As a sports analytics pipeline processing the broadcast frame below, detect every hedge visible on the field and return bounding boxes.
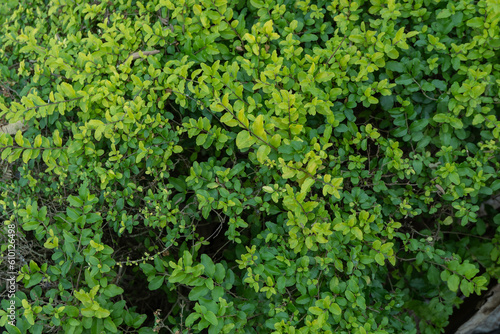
[0,0,499,333]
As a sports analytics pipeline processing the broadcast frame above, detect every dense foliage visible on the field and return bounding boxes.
[1,0,500,333]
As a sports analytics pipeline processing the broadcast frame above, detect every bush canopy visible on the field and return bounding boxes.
[0,0,500,333]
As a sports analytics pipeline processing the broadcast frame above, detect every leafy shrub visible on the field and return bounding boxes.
[1,0,500,333]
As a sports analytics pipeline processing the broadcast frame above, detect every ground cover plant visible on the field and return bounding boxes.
[0,0,500,333]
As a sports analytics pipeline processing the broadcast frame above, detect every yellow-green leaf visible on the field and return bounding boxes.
[352,227,363,240]
[236,130,255,149]
[1,147,12,160]
[22,149,32,163]
[193,4,202,16]
[256,145,271,163]
[269,134,281,147]
[300,178,315,194]
[251,114,267,140]
[244,33,256,44]
[329,303,341,316]
[262,186,274,193]
[15,130,24,146]
[237,109,249,128]
[220,112,233,123]
[263,20,273,35]
[9,148,22,163]
[53,130,62,147]
[309,306,323,315]
[393,27,405,44]
[60,82,76,98]
[34,134,42,148]
[374,253,385,265]
[222,93,230,107]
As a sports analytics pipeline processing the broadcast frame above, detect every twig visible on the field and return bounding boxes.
[325,34,347,65]
[120,50,160,66]
[412,78,438,101]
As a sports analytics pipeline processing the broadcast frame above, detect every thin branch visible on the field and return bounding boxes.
[325,34,347,65]
[412,78,438,101]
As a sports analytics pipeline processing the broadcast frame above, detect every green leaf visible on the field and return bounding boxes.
[205,277,215,290]
[1,146,12,160]
[433,114,448,123]
[436,9,452,19]
[262,186,274,193]
[196,133,207,146]
[374,253,385,265]
[22,149,32,163]
[204,311,218,326]
[67,140,83,155]
[416,252,424,265]
[449,118,463,129]
[236,130,255,149]
[345,290,355,302]
[431,80,447,91]
[380,95,394,111]
[65,306,80,318]
[447,274,460,292]
[352,227,363,240]
[103,285,124,298]
[68,319,81,328]
[395,74,413,85]
[410,119,429,132]
[300,34,318,42]
[220,113,233,123]
[189,286,210,301]
[214,263,226,283]
[60,82,77,98]
[251,114,267,140]
[68,195,83,207]
[53,130,63,147]
[296,295,310,304]
[421,81,435,91]
[256,145,271,163]
[104,318,118,333]
[140,263,156,276]
[391,126,407,137]
[315,72,335,82]
[413,160,423,174]
[201,254,215,277]
[329,303,341,316]
[278,145,293,154]
[386,61,404,73]
[442,216,453,225]
[5,324,22,334]
[95,307,110,318]
[472,114,484,125]
[185,313,201,327]
[301,178,315,194]
[26,273,43,288]
[449,172,460,185]
[309,306,323,315]
[393,27,405,44]
[74,290,92,306]
[14,130,24,146]
[22,221,39,231]
[277,276,286,291]
[148,276,165,290]
[466,17,484,28]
